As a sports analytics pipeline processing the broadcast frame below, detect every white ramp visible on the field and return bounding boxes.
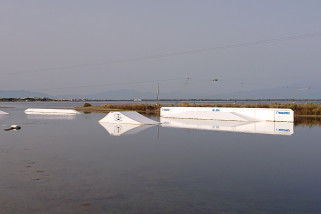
[25,108,80,115]
[0,110,9,115]
[26,114,77,120]
[99,111,158,125]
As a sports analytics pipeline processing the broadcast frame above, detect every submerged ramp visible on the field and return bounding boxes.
[99,111,159,125]
[0,110,9,115]
[160,107,294,122]
[25,108,80,115]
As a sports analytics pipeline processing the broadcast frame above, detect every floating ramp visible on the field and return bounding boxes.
[24,108,80,115]
[98,111,158,125]
[26,114,77,120]
[98,111,158,136]
[161,117,294,136]
[161,107,294,122]
[0,110,9,115]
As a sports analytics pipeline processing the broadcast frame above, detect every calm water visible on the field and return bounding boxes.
[1,102,321,214]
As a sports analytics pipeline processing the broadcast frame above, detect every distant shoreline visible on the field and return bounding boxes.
[1,98,321,102]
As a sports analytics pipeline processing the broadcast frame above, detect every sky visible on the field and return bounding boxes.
[1,0,321,97]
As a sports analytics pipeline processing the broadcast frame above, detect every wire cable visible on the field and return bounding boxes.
[3,33,320,76]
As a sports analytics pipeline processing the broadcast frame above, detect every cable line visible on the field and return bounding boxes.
[3,33,321,76]
[30,77,188,91]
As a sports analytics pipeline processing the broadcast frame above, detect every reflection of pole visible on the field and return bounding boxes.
[157,125,160,140]
[156,82,160,105]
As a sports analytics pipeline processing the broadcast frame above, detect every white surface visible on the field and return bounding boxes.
[99,111,159,125]
[0,110,9,115]
[161,117,294,135]
[99,123,154,136]
[160,107,294,122]
[24,108,80,115]
[26,114,77,120]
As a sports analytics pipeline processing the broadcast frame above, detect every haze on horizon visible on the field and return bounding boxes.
[1,1,321,98]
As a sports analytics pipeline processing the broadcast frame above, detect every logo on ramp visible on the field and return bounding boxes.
[114,113,123,122]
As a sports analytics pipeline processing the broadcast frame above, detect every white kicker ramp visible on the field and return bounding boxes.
[99,111,159,125]
[0,110,9,115]
[26,114,77,120]
[25,108,80,115]
[160,107,294,122]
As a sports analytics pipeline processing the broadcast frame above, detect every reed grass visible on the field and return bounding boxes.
[75,103,161,114]
[294,116,321,127]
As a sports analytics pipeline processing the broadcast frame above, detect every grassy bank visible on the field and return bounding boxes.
[75,102,321,116]
[294,116,321,127]
[75,103,160,114]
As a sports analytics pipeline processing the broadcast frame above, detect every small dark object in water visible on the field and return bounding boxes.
[4,125,21,131]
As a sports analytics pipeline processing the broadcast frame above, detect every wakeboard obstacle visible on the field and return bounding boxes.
[0,110,9,115]
[98,111,159,125]
[24,108,80,115]
[160,107,294,122]
[98,111,158,136]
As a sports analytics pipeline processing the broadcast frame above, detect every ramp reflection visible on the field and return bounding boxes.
[0,115,7,120]
[99,123,155,136]
[0,110,9,115]
[161,118,293,135]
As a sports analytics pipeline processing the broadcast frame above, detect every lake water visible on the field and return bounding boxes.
[1,102,321,214]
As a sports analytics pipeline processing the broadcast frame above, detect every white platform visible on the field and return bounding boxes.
[0,110,9,115]
[24,108,80,115]
[160,107,294,122]
[161,117,294,135]
[98,111,159,125]
[26,114,77,120]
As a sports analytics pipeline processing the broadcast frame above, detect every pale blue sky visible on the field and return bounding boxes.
[1,0,321,96]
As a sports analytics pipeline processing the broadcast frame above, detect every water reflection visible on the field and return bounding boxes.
[99,123,155,136]
[0,110,9,115]
[0,113,9,123]
[295,116,321,127]
[0,115,7,120]
[1,106,321,213]
[161,117,294,135]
